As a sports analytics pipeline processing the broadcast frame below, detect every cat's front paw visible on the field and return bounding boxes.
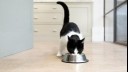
[57,53,62,57]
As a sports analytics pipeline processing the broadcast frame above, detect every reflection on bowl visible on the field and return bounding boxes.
[62,53,89,63]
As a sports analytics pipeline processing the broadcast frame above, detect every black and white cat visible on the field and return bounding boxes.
[57,1,85,56]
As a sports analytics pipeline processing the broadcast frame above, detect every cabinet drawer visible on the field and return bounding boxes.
[34,13,63,24]
[34,25,62,41]
[34,4,62,12]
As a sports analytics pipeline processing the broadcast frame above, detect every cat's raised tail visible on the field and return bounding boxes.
[57,1,69,25]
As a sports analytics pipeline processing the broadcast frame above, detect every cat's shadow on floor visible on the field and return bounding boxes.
[57,56,63,59]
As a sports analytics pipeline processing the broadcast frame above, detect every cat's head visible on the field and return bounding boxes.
[67,36,85,54]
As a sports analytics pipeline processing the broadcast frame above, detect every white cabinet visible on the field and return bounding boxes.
[33,3,63,42]
[33,2,92,42]
[34,25,62,41]
[34,13,63,24]
[34,3,63,12]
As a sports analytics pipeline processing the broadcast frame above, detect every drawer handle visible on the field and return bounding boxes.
[52,18,57,19]
[34,8,38,9]
[34,30,38,32]
[34,18,38,19]
[52,8,57,9]
[34,29,38,32]
[53,30,57,32]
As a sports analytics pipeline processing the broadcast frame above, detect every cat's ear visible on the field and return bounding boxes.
[68,36,71,41]
[79,38,85,43]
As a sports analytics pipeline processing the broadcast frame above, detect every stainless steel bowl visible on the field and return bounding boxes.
[62,53,89,63]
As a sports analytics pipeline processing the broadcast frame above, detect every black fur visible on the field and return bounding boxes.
[68,36,85,54]
[57,1,69,24]
[60,22,80,36]
[57,1,85,54]
[57,1,80,37]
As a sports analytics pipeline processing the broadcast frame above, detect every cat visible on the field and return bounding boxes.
[57,1,85,56]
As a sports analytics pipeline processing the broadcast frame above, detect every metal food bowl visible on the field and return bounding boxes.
[62,53,89,63]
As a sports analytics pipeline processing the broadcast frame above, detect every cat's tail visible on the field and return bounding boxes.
[57,1,69,25]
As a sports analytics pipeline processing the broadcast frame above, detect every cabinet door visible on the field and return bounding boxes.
[68,4,92,41]
[34,25,62,42]
[34,13,63,24]
[34,3,62,12]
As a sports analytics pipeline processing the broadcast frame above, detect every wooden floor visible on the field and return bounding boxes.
[0,42,127,72]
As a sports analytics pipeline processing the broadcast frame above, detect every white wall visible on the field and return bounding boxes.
[0,0,33,58]
[92,0,104,42]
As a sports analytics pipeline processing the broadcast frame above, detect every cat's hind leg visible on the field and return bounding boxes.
[57,42,65,57]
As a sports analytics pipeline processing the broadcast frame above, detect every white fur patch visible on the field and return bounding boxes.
[57,31,84,56]
[61,31,83,42]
